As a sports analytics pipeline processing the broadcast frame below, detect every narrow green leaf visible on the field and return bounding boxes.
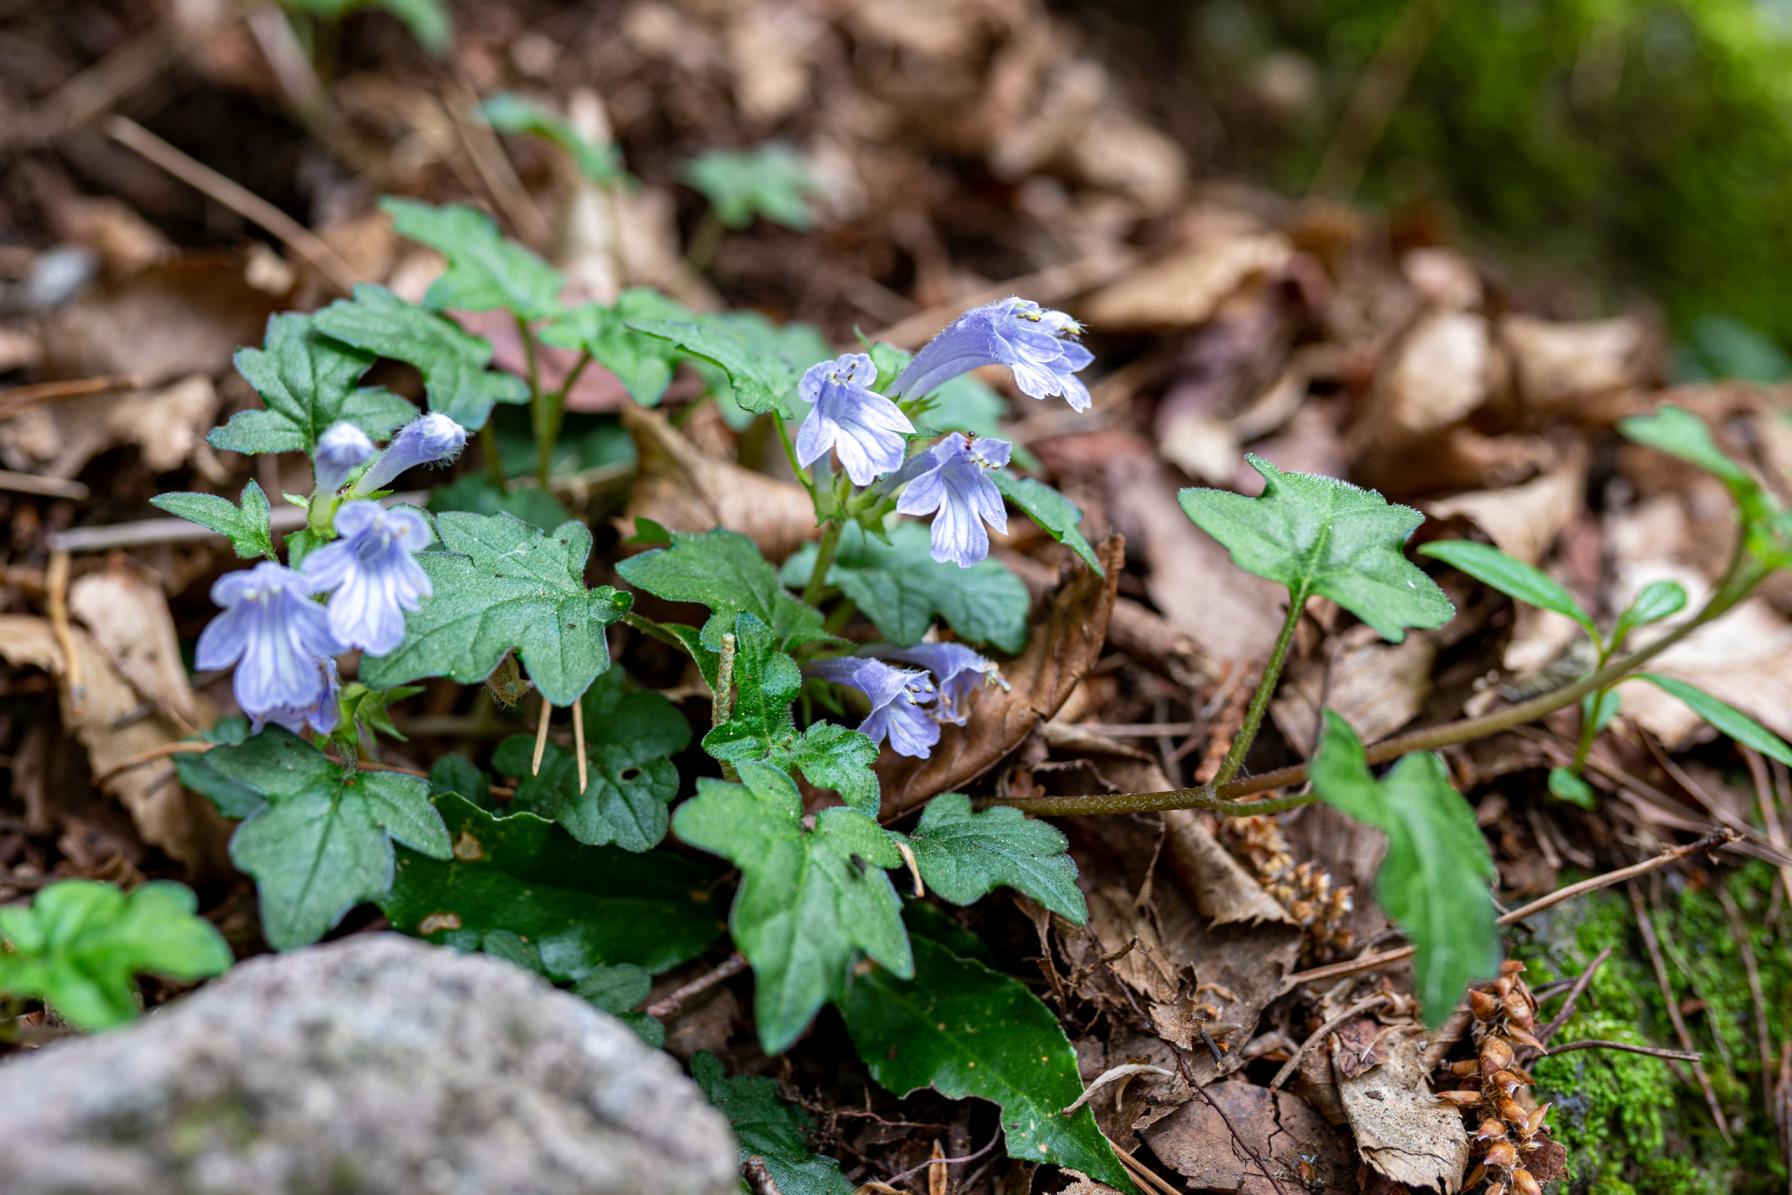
[382,198,563,320]
[617,527,830,651]
[1308,711,1498,1026]
[1618,405,1758,495]
[479,92,627,187]
[1418,540,1594,635]
[1547,767,1597,809]
[691,1052,854,1195]
[780,523,1030,653]
[1635,673,1792,766]
[539,290,692,406]
[627,315,805,418]
[361,512,632,707]
[211,312,414,455]
[837,934,1135,1191]
[674,764,911,1053]
[312,284,529,431]
[381,792,720,975]
[684,145,817,230]
[905,794,1086,923]
[204,728,451,950]
[1180,455,1454,641]
[991,472,1102,574]
[1611,579,1688,649]
[150,481,275,559]
[0,880,231,1030]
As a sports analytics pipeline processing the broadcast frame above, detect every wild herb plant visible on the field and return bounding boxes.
[9,164,1788,1189]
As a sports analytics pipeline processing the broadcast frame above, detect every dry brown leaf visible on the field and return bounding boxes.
[1142,1079,1354,1194]
[1081,215,1290,331]
[68,564,208,730]
[875,536,1123,817]
[1367,309,1499,440]
[1163,810,1294,928]
[1334,1029,1471,1193]
[1498,313,1652,412]
[0,375,223,479]
[1270,624,1434,755]
[0,615,228,873]
[1424,446,1585,568]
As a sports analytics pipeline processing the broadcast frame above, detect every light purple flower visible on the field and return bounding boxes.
[880,642,1007,725]
[196,561,342,735]
[313,422,375,492]
[808,656,940,759]
[895,433,1010,567]
[795,353,915,486]
[302,501,433,655]
[890,297,1093,412]
[354,413,466,494]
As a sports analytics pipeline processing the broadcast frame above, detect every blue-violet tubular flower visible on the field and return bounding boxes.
[880,641,1007,725]
[196,561,342,735]
[890,297,1093,412]
[895,433,1010,567]
[808,656,939,759]
[795,352,915,486]
[313,422,375,492]
[355,412,467,494]
[302,501,433,655]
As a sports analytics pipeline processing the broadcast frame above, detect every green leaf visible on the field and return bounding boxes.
[427,473,571,531]
[150,481,274,559]
[627,315,805,418]
[572,963,664,1046]
[684,145,817,230]
[539,290,693,406]
[674,764,912,1053]
[1634,673,1792,766]
[338,681,423,745]
[479,92,627,187]
[836,934,1135,1191]
[617,527,829,652]
[0,880,232,1031]
[361,512,632,707]
[1611,579,1689,649]
[780,523,1030,653]
[1308,711,1498,1026]
[905,794,1086,923]
[312,284,530,432]
[175,717,264,819]
[491,669,691,850]
[210,312,415,455]
[382,198,563,321]
[1618,405,1759,498]
[1417,540,1594,636]
[1180,455,1454,642]
[203,728,451,950]
[1584,688,1621,735]
[1547,767,1597,809]
[779,722,881,817]
[691,1053,854,1195]
[990,472,1102,574]
[381,792,722,974]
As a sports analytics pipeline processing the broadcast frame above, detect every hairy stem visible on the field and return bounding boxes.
[803,518,844,607]
[771,411,817,503]
[1213,590,1306,787]
[480,422,506,487]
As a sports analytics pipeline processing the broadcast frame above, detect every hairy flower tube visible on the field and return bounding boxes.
[302,501,433,655]
[795,352,915,486]
[355,412,467,494]
[312,422,375,492]
[808,656,940,758]
[890,297,1093,412]
[880,641,1007,725]
[196,561,343,735]
[895,433,1011,567]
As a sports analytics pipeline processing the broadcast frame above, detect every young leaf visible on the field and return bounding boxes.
[691,1052,854,1195]
[1634,673,1792,766]
[479,92,627,188]
[1180,455,1454,642]
[175,717,265,819]
[1611,579,1688,648]
[539,290,692,406]
[381,792,721,975]
[286,0,450,53]
[780,523,1030,653]
[312,284,530,431]
[616,527,830,651]
[203,728,452,950]
[0,880,232,1031]
[1547,767,1597,809]
[627,315,805,418]
[382,198,563,321]
[491,669,691,851]
[361,512,632,707]
[684,145,817,230]
[1618,405,1761,502]
[1308,711,1499,1026]
[836,934,1135,1191]
[1417,540,1595,636]
[779,721,880,818]
[210,312,415,455]
[904,794,1086,923]
[150,481,275,559]
[674,763,912,1053]
[990,472,1103,574]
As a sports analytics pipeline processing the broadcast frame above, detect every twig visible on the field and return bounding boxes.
[45,549,81,718]
[1538,946,1613,1042]
[1629,884,1733,1145]
[881,1130,1002,1187]
[105,115,359,293]
[0,373,144,419]
[1273,994,1390,1089]
[1545,1039,1702,1063]
[1112,1147,1184,1195]
[1743,747,1792,912]
[645,953,748,1019]
[1715,884,1775,1125]
[1061,1063,1175,1116]
[0,471,88,500]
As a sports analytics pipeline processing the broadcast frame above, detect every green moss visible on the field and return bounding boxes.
[1515,864,1790,1193]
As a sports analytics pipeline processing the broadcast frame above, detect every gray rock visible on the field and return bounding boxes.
[0,934,739,1195]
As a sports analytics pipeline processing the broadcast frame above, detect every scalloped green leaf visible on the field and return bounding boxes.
[210,312,416,455]
[539,290,692,406]
[382,198,563,320]
[151,481,274,560]
[684,145,816,230]
[691,1052,853,1195]
[991,471,1102,574]
[479,93,627,187]
[904,794,1086,923]
[627,315,805,418]
[616,527,829,651]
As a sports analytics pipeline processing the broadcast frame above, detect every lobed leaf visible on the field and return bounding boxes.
[684,145,817,231]
[151,481,275,560]
[617,527,830,652]
[1418,539,1594,636]
[382,198,563,321]
[691,1052,854,1195]
[627,315,806,418]
[539,290,692,407]
[991,472,1103,574]
[479,92,627,187]
[904,794,1086,923]
[211,312,415,455]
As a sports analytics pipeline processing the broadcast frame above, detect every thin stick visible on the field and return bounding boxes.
[1539,946,1613,1042]
[1545,1039,1702,1063]
[572,698,588,794]
[45,549,82,718]
[644,953,748,1019]
[531,697,553,776]
[1061,1063,1176,1116]
[0,471,89,500]
[105,115,359,293]
[1271,993,1389,1089]
[0,373,144,418]
[1716,884,1775,1124]
[90,740,216,787]
[1629,884,1733,1145]
[881,1130,1002,1187]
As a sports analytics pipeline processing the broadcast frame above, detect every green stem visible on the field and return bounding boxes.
[1570,690,1603,772]
[534,350,590,489]
[480,422,506,487]
[685,209,725,273]
[804,519,844,607]
[772,411,817,504]
[1212,590,1306,787]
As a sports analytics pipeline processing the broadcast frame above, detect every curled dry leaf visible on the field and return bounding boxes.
[1335,1029,1472,1193]
[874,535,1124,817]
[1081,212,1291,331]
[0,375,223,479]
[1498,313,1653,415]
[1141,1079,1355,1195]
[68,565,208,730]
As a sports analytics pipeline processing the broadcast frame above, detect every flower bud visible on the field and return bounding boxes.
[313,421,375,492]
[356,412,467,493]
